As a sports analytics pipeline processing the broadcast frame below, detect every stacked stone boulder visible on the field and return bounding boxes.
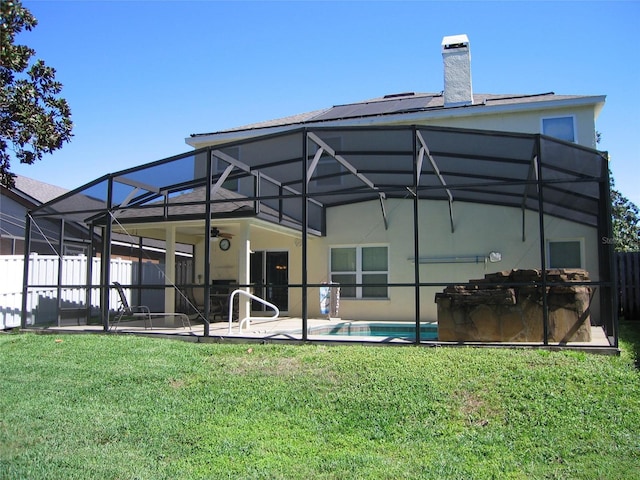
[435,269,592,343]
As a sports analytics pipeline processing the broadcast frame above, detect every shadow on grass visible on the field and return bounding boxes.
[619,319,640,369]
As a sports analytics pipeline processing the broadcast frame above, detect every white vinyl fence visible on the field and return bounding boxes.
[0,254,137,329]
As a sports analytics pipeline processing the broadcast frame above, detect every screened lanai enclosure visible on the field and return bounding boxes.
[21,125,618,350]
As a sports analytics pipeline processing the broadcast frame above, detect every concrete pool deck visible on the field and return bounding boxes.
[26,317,618,354]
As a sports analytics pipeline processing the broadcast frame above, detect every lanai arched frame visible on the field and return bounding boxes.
[21,125,617,347]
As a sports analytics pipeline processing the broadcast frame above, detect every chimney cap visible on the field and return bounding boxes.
[442,34,469,50]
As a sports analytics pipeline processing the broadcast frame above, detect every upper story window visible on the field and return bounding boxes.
[541,116,576,143]
[547,238,584,269]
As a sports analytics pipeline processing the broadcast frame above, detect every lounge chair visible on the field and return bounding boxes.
[111,282,191,331]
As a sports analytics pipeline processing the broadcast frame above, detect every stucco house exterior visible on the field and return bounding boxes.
[19,35,616,349]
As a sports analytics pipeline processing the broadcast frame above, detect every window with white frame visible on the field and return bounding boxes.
[547,238,583,269]
[541,116,576,143]
[330,245,388,298]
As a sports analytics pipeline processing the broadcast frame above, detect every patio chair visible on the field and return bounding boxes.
[111,282,191,331]
[186,286,224,322]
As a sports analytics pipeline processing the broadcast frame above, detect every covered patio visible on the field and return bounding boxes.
[20,125,618,350]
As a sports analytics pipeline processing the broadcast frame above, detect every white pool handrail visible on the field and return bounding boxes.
[227,289,280,334]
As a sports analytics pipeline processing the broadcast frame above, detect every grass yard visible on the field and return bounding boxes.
[1,324,639,480]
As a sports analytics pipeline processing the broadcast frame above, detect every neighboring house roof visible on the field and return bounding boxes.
[3,176,194,254]
[1,176,81,249]
[188,91,605,143]
[11,175,70,206]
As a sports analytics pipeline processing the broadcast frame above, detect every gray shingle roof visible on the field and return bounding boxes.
[191,92,599,138]
[14,175,70,205]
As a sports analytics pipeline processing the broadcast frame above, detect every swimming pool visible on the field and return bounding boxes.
[307,322,438,340]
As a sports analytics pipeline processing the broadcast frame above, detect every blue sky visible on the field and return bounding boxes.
[11,0,640,206]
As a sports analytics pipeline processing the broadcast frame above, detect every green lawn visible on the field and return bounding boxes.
[1,324,639,480]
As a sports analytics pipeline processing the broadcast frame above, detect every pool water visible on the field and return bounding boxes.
[308,322,438,340]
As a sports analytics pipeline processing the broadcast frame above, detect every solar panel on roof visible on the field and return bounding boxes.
[312,96,434,121]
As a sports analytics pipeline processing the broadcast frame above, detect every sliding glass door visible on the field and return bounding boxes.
[250,250,288,313]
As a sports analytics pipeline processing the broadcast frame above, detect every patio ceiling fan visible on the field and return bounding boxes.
[210,227,234,239]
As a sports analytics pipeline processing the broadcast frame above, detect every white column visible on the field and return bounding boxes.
[165,225,176,313]
[238,223,251,320]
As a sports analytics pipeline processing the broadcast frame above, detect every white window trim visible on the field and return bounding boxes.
[540,115,577,143]
[546,237,585,269]
[329,244,389,299]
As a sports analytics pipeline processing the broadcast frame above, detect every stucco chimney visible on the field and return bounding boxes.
[442,34,473,107]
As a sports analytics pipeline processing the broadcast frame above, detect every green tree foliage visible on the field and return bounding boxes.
[610,172,640,252]
[0,0,73,188]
